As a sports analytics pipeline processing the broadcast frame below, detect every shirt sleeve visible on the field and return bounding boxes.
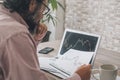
[1,32,81,80]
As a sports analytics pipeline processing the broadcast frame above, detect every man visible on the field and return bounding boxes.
[0,0,91,80]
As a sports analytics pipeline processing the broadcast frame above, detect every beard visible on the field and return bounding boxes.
[22,4,42,34]
[23,13,38,34]
[22,8,41,34]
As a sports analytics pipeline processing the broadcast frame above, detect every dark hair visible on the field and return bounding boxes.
[3,0,43,34]
[3,0,43,13]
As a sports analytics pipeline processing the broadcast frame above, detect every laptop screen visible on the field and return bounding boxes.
[57,29,101,64]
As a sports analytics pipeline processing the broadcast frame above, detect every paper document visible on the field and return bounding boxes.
[39,49,94,79]
[39,57,70,78]
[39,57,55,70]
[50,49,94,75]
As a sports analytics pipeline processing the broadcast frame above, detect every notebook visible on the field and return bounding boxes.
[38,29,101,79]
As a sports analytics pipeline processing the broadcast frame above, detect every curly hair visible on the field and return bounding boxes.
[3,0,43,14]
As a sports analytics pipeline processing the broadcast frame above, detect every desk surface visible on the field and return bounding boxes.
[37,40,120,80]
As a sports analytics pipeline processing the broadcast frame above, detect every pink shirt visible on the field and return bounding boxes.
[0,5,81,80]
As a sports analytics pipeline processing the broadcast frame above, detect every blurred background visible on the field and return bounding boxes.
[46,0,120,54]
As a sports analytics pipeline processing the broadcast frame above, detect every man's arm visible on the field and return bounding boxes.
[33,23,47,44]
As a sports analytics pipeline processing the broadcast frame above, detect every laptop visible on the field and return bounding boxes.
[38,29,101,79]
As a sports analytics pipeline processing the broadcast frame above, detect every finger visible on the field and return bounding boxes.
[81,64,86,67]
[87,64,91,69]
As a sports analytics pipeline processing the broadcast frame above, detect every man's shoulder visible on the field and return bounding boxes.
[0,7,29,38]
[0,5,29,35]
[0,21,29,38]
[0,5,30,46]
[0,16,29,43]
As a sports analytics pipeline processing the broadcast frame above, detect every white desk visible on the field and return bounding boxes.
[37,40,120,80]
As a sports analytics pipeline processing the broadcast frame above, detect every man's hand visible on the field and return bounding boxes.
[34,23,47,42]
[75,64,91,80]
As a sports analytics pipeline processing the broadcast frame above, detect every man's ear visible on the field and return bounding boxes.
[29,0,36,12]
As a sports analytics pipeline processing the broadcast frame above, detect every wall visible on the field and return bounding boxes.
[47,0,65,41]
[65,0,120,53]
[55,0,65,40]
